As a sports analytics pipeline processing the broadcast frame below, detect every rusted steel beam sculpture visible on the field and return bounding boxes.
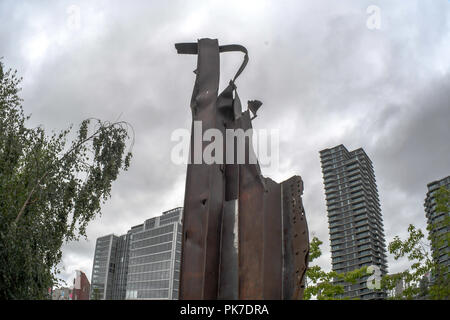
[176,38,309,300]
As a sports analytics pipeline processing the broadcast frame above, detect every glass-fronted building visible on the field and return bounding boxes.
[111,233,131,300]
[90,207,183,300]
[90,234,119,300]
[126,207,182,300]
[320,145,387,299]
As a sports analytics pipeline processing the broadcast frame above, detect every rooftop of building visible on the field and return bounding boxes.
[319,144,348,154]
[427,175,450,190]
[95,207,183,241]
[96,233,119,241]
[162,207,183,215]
[320,144,371,161]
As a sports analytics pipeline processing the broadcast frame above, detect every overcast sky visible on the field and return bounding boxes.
[1,0,449,287]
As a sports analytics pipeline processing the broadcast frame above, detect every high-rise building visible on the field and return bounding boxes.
[126,207,182,300]
[319,144,387,299]
[90,234,119,300]
[111,233,132,300]
[424,176,450,278]
[90,207,183,300]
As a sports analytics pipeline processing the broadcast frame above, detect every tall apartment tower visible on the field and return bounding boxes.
[90,207,183,300]
[319,144,388,299]
[424,176,450,278]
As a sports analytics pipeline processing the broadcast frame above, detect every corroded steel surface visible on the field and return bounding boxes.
[176,39,309,300]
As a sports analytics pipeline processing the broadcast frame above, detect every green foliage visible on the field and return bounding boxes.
[381,186,449,300]
[303,236,369,300]
[428,186,450,299]
[91,288,101,300]
[0,61,133,299]
[308,236,322,262]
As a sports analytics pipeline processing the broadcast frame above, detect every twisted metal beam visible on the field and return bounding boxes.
[176,38,309,300]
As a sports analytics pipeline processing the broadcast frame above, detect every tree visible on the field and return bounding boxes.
[304,236,370,300]
[0,61,133,299]
[381,186,449,300]
[91,288,101,300]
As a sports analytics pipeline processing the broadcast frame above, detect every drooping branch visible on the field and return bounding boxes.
[13,120,133,225]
